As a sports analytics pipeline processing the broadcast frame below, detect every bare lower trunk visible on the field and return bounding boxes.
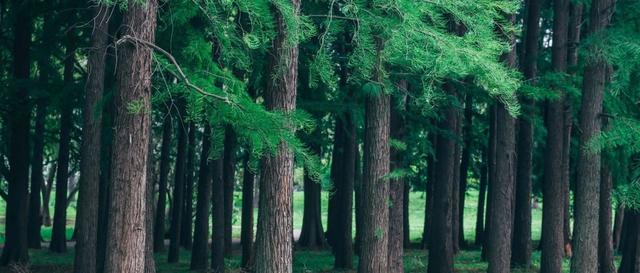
[388,85,406,273]
[223,126,237,255]
[168,103,188,263]
[153,114,172,252]
[240,153,255,268]
[211,157,225,273]
[598,163,615,273]
[103,1,157,272]
[191,125,212,271]
[181,122,196,249]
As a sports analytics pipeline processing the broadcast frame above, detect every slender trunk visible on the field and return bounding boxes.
[145,125,156,273]
[327,117,344,248]
[97,83,115,273]
[475,150,488,246]
[211,157,225,273]
[1,0,33,264]
[73,5,110,272]
[335,109,356,268]
[240,152,255,268]
[618,209,640,273]
[403,180,410,248]
[571,1,614,272]
[388,84,407,273]
[427,84,456,273]
[50,24,78,253]
[253,2,299,272]
[354,139,363,254]
[103,1,156,271]
[191,125,212,271]
[153,114,172,252]
[168,105,188,263]
[458,94,473,249]
[298,129,325,249]
[482,107,497,261]
[599,162,615,273]
[28,102,46,249]
[613,204,625,250]
[422,131,437,249]
[223,126,237,255]
[181,122,196,249]
[451,110,461,254]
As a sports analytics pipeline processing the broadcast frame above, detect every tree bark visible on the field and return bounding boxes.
[253,2,299,272]
[327,117,344,248]
[223,126,237,255]
[145,125,157,273]
[50,23,78,253]
[403,180,410,248]
[613,204,625,250]
[388,84,407,273]
[191,124,212,271]
[571,1,614,272]
[335,110,356,269]
[298,129,325,249]
[28,101,46,249]
[475,150,488,246]
[181,122,196,249]
[74,5,110,273]
[240,152,255,269]
[458,93,473,250]
[168,104,188,263]
[427,84,457,273]
[1,0,33,265]
[482,106,497,262]
[211,157,225,273]
[423,131,436,249]
[153,113,172,252]
[618,209,640,273]
[103,1,156,272]
[598,162,615,273]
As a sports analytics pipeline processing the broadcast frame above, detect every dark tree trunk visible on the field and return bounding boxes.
[298,129,325,249]
[618,210,640,273]
[211,157,225,273]
[97,81,115,273]
[28,101,46,249]
[427,84,456,273]
[327,117,345,248]
[475,151,488,246]
[1,0,33,265]
[599,162,615,273]
[181,122,196,249]
[335,110,356,269]
[571,1,614,272]
[403,180,410,248]
[422,131,437,249]
[512,0,541,267]
[191,125,212,271]
[168,105,188,263]
[223,126,237,255]
[482,107,497,261]
[154,114,172,252]
[613,205,625,250]
[354,139,364,254]
[541,0,569,271]
[50,25,78,253]
[388,83,407,273]
[74,5,110,273]
[451,112,461,254]
[253,2,299,272]
[145,126,157,273]
[458,93,473,250]
[240,152,255,268]
[103,1,156,272]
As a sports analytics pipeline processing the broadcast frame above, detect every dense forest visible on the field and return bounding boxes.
[0,0,639,273]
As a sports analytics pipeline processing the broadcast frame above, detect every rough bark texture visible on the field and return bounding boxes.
[512,0,541,267]
[619,210,640,273]
[613,204,625,250]
[482,107,497,261]
[541,0,569,271]
[223,126,237,255]
[298,131,325,249]
[145,127,157,273]
[50,24,78,253]
[599,162,615,273]
[153,114,172,252]
[1,0,33,265]
[335,111,356,269]
[191,125,212,271]
[389,85,407,273]
[570,1,614,272]
[181,122,196,249]
[168,105,188,263]
[103,1,156,272]
[475,151,488,246]
[74,5,110,273]
[240,153,255,269]
[427,85,456,273]
[211,157,225,273]
[253,2,299,272]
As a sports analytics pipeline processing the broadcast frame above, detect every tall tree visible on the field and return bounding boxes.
[541,0,570,271]
[570,0,615,272]
[74,4,111,273]
[334,109,356,269]
[211,157,225,273]
[145,126,157,273]
[388,83,407,273]
[103,0,157,271]
[1,0,34,265]
[458,93,473,249]
[598,160,615,273]
[181,122,196,248]
[618,209,640,273]
[153,113,172,252]
[475,150,488,246]
[168,105,188,263]
[223,126,237,255]
[240,152,255,268]
[298,128,325,249]
[191,124,212,271]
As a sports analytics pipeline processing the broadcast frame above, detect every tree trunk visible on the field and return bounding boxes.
[28,101,46,249]
[613,204,625,250]
[298,129,325,249]
[388,84,407,273]
[475,150,488,246]
[571,1,614,272]
[1,0,33,265]
[335,110,356,269]
[403,180,410,248]
[541,0,570,271]
[181,122,196,249]
[211,157,225,273]
[618,209,640,273]
[191,124,212,271]
[97,81,115,273]
[74,5,110,273]
[154,113,172,252]
[50,24,78,253]
[427,84,456,273]
[599,162,615,273]
[103,1,156,272]
[422,130,437,249]
[223,126,237,255]
[253,2,299,272]
[327,117,345,248]
[482,106,497,261]
[512,0,541,267]
[354,139,364,254]
[168,104,188,263]
[145,125,157,273]
[458,93,473,250]
[452,109,461,254]
[240,152,255,268]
